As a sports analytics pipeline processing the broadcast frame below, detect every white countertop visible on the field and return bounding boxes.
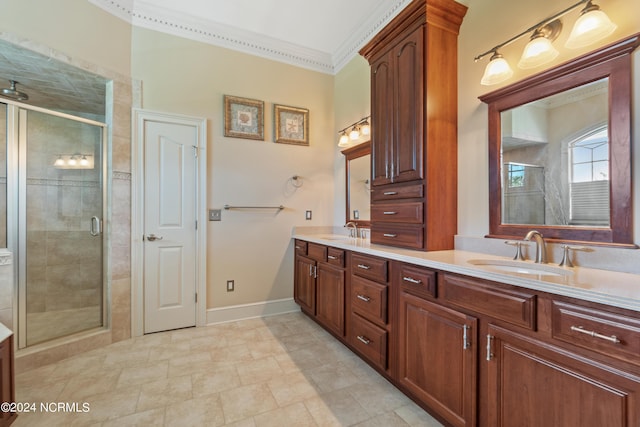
[293,232,640,313]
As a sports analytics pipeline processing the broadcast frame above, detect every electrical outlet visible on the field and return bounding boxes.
[209,209,222,221]
[226,280,234,292]
[305,210,312,220]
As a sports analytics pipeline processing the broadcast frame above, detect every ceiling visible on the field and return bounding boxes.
[0,0,413,116]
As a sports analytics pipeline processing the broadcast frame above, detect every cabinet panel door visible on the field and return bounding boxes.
[294,255,316,314]
[398,292,477,427]
[316,263,345,337]
[393,26,424,184]
[371,54,393,186]
[487,324,640,427]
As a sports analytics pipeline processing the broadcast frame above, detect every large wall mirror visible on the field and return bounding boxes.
[480,34,639,246]
[342,141,371,226]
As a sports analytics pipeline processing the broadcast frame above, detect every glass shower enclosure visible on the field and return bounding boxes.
[2,102,107,349]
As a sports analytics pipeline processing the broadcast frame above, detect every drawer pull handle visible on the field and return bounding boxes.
[383,191,398,195]
[383,234,397,238]
[403,276,422,284]
[486,334,494,361]
[356,294,371,302]
[357,264,371,270]
[328,255,338,260]
[295,245,302,249]
[357,335,371,345]
[383,211,397,215]
[570,326,621,344]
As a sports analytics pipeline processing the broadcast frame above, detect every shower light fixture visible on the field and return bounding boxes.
[475,0,616,85]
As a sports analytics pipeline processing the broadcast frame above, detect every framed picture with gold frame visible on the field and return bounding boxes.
[224,95,264,140]
[274,104,309,146]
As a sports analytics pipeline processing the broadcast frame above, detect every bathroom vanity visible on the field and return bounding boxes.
[293,233,640,427]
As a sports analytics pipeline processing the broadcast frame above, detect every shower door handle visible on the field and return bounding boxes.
[90,216,102,236]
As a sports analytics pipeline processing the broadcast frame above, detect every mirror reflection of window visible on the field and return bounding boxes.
[569,126,610,226]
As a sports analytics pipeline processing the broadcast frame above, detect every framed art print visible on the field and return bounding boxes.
[274,104,309,146]
[224,95,264,140]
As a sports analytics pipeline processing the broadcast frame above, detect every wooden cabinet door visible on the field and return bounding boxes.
[316,263,345,337]
[398,292,477,427]
[371,52,393,186]
[487,324,640,427]
[392,25,424,184]
[0,336,16,426]
[294,255,316,314]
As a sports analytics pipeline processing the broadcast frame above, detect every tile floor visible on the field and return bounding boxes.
[13,312,444,426]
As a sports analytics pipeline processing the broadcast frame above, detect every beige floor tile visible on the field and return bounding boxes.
[308,362,360,393]
[58,368,121,400]
[254,402,318,427]
[267,371,321,407]
[136,375,193,412]
[102,407,165,426]
[236,356,285,385]
[165,393,226,426]
[191,365,242,397]
[116,360,169,388]
[304,388,371,426]
[219,382,279,424]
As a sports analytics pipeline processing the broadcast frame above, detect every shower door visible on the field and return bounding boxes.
[17,107,106,348]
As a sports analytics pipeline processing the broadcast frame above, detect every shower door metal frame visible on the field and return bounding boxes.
[5,101,109,350]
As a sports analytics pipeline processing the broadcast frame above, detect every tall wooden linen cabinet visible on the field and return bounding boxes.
[360,0,467,251]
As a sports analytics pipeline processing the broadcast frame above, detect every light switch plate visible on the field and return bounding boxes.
[305,210,312,220]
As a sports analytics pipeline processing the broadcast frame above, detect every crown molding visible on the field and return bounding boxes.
[89,0,411,74]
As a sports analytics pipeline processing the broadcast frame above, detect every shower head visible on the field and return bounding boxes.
[1,80,29,101]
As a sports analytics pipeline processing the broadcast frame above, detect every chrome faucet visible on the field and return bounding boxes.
[345,222,358,238]
[524,230,547,263]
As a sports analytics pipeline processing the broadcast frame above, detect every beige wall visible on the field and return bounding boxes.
[131,28,336,309]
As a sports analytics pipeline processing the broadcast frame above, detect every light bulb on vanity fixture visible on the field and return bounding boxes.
[337,116,371,147]
[475,0,616,86]
[518,20,562,69]
[565,0,617,49]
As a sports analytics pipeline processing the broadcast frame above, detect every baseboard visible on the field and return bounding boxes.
[206,298,300,325]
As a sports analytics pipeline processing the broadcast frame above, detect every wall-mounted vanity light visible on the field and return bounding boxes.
[475,0,616,86]
[338,116,371,147]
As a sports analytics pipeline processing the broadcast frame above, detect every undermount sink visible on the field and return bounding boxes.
[468,259,573,277]
[318,234,352,241]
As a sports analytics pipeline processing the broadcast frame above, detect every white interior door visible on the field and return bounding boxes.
[143,120,198,333]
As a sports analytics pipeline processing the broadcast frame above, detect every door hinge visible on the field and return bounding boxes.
[195,293,198,303]
[195,220,198,230]
[192,145,198,158]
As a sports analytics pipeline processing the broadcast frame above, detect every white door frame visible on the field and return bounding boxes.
[131,109,207,336]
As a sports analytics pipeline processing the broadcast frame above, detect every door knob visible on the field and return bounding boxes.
[146,234,163,241]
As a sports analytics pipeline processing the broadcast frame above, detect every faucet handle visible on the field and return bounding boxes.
[505,240,527,261]
[559,245,590,267]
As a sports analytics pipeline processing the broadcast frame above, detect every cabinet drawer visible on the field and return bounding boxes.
[440,273,536,330]
[371,224,423,250]
[350,313,388,370]
[352,253,388,283]
[307,242,327,262]
[294,240,307,255]
[351,276,387,326]
[371,202,423,223]
[372,183,423,201]
[552,301,640,366]
[397,263,436,300]
[327,248,345,267]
